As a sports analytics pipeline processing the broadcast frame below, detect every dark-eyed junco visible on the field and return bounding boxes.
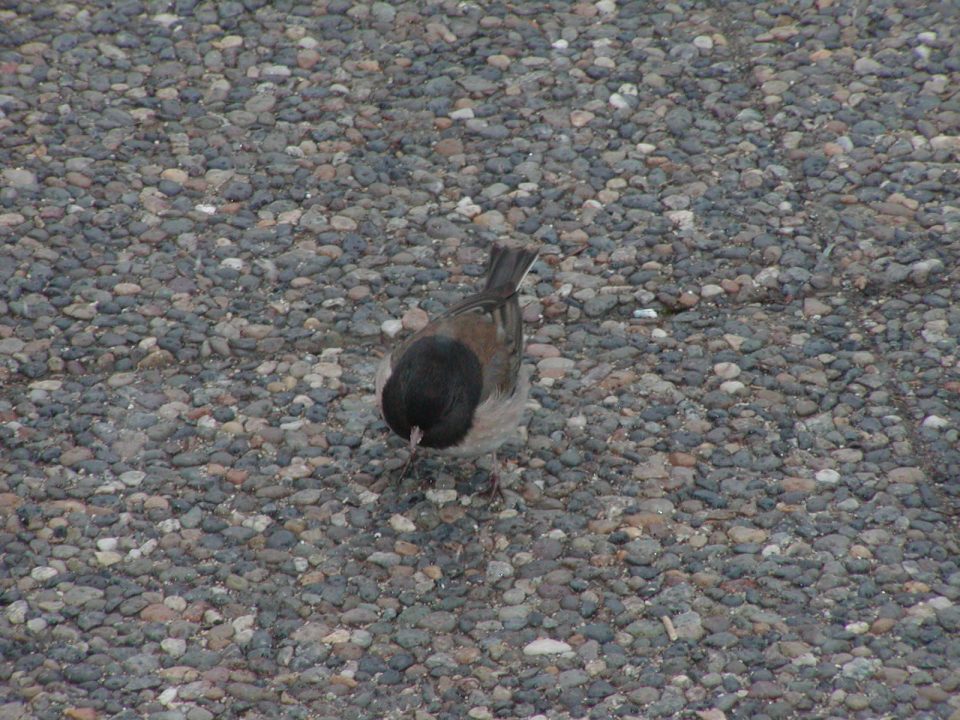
[375,242,540,496]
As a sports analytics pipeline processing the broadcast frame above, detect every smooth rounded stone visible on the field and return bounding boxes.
[0,337,26,354]
[389,513,416,533]
[921,414,950,429]
[63,663,103,683]
[523,638,573,656]
[664,107,692,135]
[844,693,871,710]
[853,57,888,75]
[342,607,379,625]
[672,611,704,640]
[564,106,598,127]
[815,468,841,484]
[266,529,297,549]
[749,680,784,698]
[421,611,457,633]
[487,561,514,581]
[693,34,714,49]
[580,623,614,643]
[368,551,400,568]
[3,168,38,187]
[728,526,768,544]
[30,566,59,582]
[720,380,747,395]
[583,295,618,317]
[6,600,28,624]
[557,668,590,688]
[713,362,741,380]
[120,470,146,486]
[161,637,187,657]
[394,628,431,649]
[887,467,924,483]
[499,605,530,629]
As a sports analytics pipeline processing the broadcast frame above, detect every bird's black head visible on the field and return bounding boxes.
[381,336,483,450]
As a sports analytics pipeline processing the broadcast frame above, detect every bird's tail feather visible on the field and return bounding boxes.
[484,244,539,294]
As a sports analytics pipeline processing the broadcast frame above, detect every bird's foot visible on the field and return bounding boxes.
[394,452,416,486]
[395,426,424,487]
[486,471,504,504]
[478,452,505,504]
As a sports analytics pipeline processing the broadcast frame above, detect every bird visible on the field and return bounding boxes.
[375,242,540,497]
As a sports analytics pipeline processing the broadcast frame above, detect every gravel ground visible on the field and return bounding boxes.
[2,1,960,719]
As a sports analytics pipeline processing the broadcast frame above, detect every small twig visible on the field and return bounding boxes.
[661,615,678,641]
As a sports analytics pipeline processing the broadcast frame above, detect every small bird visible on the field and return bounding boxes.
[375,243,540,497]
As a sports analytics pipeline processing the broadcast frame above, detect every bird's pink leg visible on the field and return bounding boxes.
[485,450,505,502]
[396,426,423,485]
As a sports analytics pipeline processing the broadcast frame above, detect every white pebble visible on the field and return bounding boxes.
[241,514,272,532]
[815,468,841,484]
[714,362,741,379]
[608,93,631,110]
[456,196,482,218]
[381,318,403,338]
[486,560,514,581]
[352,629,373,648]
[120,470,145,487]
[426,488,458,505]
[389,514,417,533]
[158,687,179,706]
[95,551,123,567]
[161,638,187,657]
[720,380,747,395]
[157,518,181,533]
[761,544,782,557]
[323,628,351,644]
[523,638,573,656]
[693,34,714,50]
[233,614,256,633]
[31,566,58,582]
[96,538,118,551]
[666,209,694,229]
[165,595,187,611]
[6,600,28,624]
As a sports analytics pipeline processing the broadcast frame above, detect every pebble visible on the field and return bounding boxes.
[713,362,741,380]
[815,469,841,484]
[523,639,573,656]
[389,514,417,533]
